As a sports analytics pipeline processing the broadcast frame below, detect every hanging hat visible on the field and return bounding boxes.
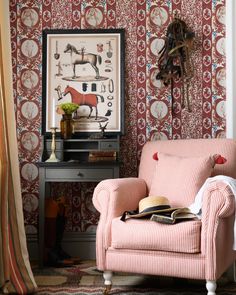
[120,196,178,221]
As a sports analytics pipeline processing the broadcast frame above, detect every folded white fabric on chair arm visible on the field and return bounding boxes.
[188,175,236,250]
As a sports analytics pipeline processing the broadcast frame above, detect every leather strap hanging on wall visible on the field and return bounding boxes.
[156,14,195,112]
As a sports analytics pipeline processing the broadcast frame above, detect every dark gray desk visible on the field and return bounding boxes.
[38,161,119,267]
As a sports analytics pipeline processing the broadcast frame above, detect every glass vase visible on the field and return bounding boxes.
[60,114,74,139]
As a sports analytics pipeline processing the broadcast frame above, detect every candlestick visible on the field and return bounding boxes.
[52,98,56,128]
[46,127,60,162]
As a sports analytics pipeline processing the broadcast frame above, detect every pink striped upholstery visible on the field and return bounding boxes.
[93,178,147,269]
[106,249,205,279]
[92,139,236,282]
[139,139,236,192]
[200,181,236,279]
[149,152,215,207]
[111,217,201,253]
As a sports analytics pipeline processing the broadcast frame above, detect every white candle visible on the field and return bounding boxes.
[52,98,56,127]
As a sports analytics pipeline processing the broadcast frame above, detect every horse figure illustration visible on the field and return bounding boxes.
[64,43,102,79]
[63,85,104,120]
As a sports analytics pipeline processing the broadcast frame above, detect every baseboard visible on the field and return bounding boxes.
[233,261,236,282]
[225,261,236,282]
[27,232,96,262]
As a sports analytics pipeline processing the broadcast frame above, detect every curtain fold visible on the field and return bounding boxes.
[0,2,37,294]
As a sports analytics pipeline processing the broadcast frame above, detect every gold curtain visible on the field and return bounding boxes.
[0,1,37,293]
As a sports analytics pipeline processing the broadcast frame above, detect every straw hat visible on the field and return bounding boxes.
[139,196,170,213]
[121,195,178,221]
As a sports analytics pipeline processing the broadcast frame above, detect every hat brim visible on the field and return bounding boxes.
[126,207,181,219]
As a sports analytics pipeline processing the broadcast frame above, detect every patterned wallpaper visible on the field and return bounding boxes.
[9,0,226,234]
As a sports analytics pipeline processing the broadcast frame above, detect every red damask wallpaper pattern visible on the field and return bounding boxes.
[9,0,226,234]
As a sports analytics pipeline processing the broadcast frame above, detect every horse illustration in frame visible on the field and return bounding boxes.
[63,85,104,120]
[64,43,102,79]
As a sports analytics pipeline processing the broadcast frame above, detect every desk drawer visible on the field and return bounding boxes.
[45,168,113,180]
[100,141,119,151]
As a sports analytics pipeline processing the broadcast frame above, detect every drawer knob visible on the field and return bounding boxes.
[77,172,84,177]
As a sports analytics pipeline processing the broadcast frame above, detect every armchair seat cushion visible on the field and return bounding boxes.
[111,217,202,254]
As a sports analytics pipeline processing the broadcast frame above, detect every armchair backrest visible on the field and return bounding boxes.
[138,138,236,192]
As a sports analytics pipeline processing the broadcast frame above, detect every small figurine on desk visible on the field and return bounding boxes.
[89,122,108,139]
[99,122,108,138]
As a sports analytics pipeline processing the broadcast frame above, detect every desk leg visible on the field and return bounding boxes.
[114,166,119,178]
[38,168,46,268]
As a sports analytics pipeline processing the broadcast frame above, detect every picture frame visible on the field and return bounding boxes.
[42,28,125,136]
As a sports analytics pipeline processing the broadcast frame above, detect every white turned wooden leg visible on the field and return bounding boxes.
[103,271,112,295]
[206,280,217,295]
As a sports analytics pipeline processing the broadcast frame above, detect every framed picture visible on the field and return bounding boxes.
[42,28,125,136]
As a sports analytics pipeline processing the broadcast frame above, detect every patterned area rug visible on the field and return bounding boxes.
[33,261,236,295]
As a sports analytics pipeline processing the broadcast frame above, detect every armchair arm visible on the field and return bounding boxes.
[201,181,235,221]
[92,177,147,270]
[93,177,147,217]
[201,181,235,279]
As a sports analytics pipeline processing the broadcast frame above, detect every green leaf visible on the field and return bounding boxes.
[59,102,79,114]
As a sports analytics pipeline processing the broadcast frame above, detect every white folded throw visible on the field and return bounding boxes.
[188,175,236,250]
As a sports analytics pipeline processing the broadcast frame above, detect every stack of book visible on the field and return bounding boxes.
[88,151,117,162]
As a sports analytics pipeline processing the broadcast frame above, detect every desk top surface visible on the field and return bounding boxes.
[37,161,121,168]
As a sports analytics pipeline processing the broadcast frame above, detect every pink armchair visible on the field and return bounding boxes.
[92,139,236,295]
